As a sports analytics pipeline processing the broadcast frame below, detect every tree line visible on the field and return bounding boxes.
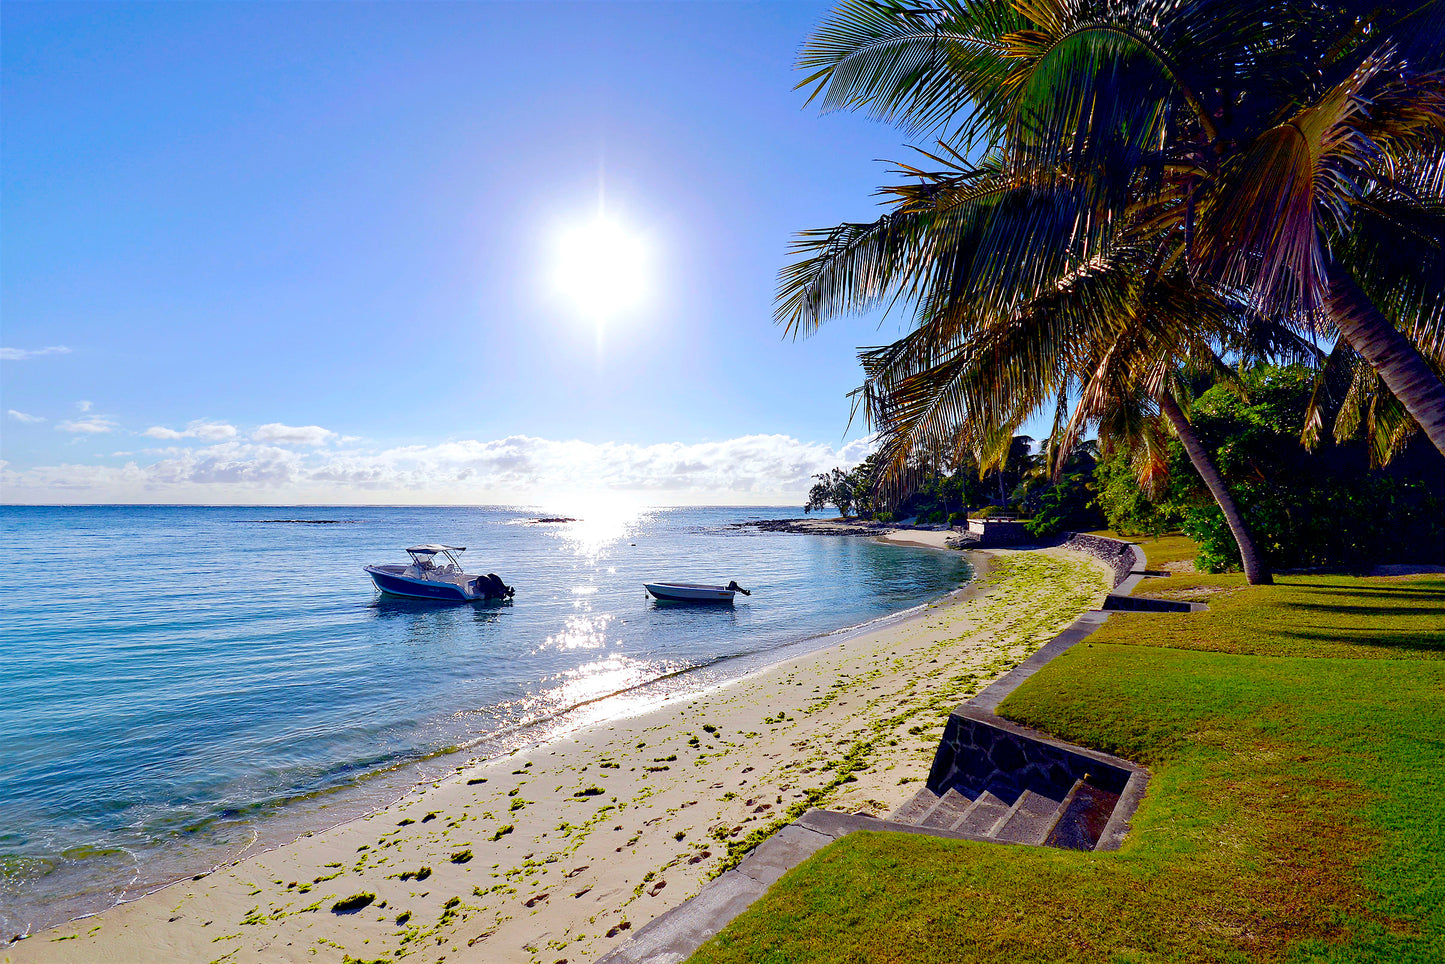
[808,365,1445,571]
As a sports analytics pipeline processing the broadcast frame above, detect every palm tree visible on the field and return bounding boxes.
[786,148,1281,581]
[783,0,1445,450]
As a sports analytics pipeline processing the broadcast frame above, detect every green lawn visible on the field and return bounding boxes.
[1084,528,1200,569]
[689,566,1445,964]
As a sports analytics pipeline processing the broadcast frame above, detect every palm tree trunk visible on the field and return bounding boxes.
[1328,271,1445,457]
[1158,393,1273,585]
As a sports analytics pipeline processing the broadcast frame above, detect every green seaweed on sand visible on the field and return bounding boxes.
[329,892,374,914]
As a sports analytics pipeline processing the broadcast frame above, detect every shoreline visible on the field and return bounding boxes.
[5,539,1110,964]
[0,515,964,942]
[3,527,971,943]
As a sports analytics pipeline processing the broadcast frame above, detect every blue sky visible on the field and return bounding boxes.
[2,2,1003,505]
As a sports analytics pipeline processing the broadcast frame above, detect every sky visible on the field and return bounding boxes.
[1,1,1005,506]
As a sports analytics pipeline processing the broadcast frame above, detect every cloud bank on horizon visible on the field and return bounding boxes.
[0,345,72,361]
[1,429,874,505]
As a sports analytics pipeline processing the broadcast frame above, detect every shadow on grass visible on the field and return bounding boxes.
[1272,627,1445,653]
[1285,601,1445,617]
[1290,582,1445,600]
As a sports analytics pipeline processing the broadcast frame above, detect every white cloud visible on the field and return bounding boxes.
[1,346,71,361]
[7,410,45,423]
[56,415,118,434]
[252,423,338,447]
[143,419,239,441]
[0,433,873,505]
[77,400,93,412]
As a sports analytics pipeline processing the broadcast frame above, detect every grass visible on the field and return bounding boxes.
[688,562,1445,964]
[1084,528,1200,569]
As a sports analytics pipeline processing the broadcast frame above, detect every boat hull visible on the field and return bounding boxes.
[365,565,476,602]
[644,582,736,603]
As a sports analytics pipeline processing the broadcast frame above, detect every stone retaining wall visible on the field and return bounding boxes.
[926,708,1133,802]
[1060,532,1142,588]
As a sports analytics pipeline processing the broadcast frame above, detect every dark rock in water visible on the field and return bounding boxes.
[253,519,361,524]
[728,519,891,536]
[530,517,578,524]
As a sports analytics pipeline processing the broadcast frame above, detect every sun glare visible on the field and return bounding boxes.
[553,217,649,322]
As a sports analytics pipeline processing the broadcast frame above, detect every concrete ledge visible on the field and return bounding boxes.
[594,806,1017,964]
[732,824,834,887]
[797,808,1000,845]
[1098,768,1150,852]
[595,870,764,964]
[970,610,1112,714]
[1102,594,1205,613]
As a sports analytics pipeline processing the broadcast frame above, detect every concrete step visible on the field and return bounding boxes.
[991,789,1067,844]
[889,787,941,825]
[957,790,1012,836]
[1037,777,1087,844]
[1045,781,1122,850]
[919,788,974,830]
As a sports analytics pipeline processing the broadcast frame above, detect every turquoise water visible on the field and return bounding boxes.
[0,505,970,937]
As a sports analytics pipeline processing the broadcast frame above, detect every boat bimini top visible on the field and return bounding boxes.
[405,545,467,571]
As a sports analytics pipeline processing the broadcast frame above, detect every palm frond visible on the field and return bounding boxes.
[796,0,1023,140]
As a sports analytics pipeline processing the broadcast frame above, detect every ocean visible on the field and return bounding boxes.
[0,504,971,938]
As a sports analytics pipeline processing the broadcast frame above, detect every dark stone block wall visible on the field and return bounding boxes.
[926,711,1131,804]
[1060,532,1142,588]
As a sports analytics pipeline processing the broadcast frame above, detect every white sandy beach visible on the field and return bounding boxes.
[5,537,1110,964]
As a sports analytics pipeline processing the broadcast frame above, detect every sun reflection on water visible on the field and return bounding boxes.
[541,655,663,708]
[542,613,615,651]
[544,496,652,561]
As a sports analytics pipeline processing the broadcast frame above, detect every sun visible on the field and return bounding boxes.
[553,217,649,321]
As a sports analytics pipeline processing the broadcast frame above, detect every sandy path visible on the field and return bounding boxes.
[5,545,1109,964]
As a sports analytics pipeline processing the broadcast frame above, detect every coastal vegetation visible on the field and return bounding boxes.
[777,0,1445,587]
[1096,365,1445,571]
[689,557,1445,963]
[814,364,1444,573]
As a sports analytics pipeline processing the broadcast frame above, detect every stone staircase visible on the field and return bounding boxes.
[885,706,1142,852]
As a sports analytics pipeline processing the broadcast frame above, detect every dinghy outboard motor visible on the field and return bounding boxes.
[725,580,751,596]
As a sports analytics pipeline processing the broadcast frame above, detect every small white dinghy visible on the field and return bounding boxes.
[643,580,751,604]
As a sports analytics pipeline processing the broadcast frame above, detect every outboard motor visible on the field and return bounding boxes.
[725,580,751,596]
[482,573,515,599]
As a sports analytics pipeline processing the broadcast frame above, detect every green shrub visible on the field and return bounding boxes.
[1099,366,1445,572]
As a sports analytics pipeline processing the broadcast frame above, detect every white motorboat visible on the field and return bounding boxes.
[364,545,514,602]
[643,580,751,603]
